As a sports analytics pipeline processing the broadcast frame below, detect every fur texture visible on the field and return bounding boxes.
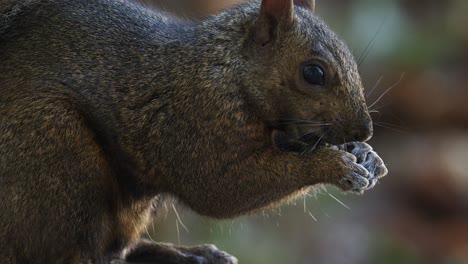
[0,0,387,263]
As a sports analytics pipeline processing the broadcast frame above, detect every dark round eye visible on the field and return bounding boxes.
[303,64,325,86]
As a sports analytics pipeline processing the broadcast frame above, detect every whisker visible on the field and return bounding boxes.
[290,128,321,141]
[292,123,331,127]
[368,73,405,109]
[271,118,332,125]
[387,111,408,127]
[171,204,189,233]
[175,219,180,245]
[374,121,406,130]
[271,117,323,122]
[307,210,318,222]
[327,193,351,210]
[374,123,407,133]
[366,75,384,98]
[301,132,326,157]
[303,196,307,213]
[370,102,391,111]
[358,16,387,67]
[145,226,156,243]
[273,121,332,127]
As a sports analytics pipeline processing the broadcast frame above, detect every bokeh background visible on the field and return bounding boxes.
[135,0,468,263]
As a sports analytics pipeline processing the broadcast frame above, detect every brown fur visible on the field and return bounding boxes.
[0,0,387,263]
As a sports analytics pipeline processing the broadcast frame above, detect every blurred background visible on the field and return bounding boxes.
[135,0,468,263]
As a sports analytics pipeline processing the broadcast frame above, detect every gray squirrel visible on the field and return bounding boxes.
[0,0,388,263]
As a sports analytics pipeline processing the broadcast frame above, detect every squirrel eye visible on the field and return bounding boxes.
[303,64,325,86]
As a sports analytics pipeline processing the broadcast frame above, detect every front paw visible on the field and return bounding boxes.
[184,244,237,264]
[334,150,373,194]
[123,240,237,264]
[339,142,388,192]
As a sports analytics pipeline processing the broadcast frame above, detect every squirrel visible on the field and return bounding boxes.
[0,0,388,263]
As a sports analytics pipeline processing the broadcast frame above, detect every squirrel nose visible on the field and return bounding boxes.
[350,121,373,142]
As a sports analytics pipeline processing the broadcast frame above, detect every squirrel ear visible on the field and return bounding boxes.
[253,0,294,46]
[260,0,294,21]
[294,0,315,13]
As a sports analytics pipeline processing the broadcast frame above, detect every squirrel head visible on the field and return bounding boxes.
[241,0,372,147]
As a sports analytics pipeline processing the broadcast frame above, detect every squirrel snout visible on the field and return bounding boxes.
[349,121,373,142]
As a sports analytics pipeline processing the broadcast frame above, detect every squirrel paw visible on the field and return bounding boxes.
[185,244,238,264]
[339,142,388,193]
[123,240,237,264]
[333,151,372,194]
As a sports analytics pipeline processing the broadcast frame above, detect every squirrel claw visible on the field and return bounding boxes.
[337,152,370,193]
[338,142,388,193]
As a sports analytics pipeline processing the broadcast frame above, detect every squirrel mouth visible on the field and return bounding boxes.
[270,126,327,153]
